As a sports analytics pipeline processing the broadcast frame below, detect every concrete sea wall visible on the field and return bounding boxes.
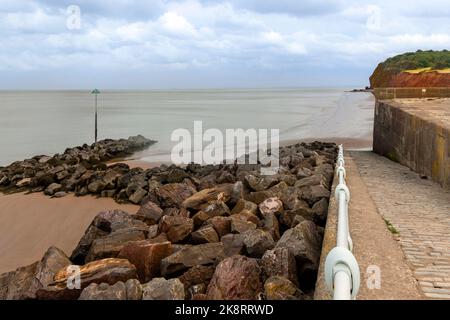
[373,99,450,189]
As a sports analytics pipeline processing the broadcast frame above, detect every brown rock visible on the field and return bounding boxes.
[147,225,159,239]
[157,183,196,208]
[262,212,280,241]
[85,227,146,262]
[264,276,303,300]
[16,177,31,188]
[294,174,329,189]
[161,243,225,276]
[78,279,142,300]
[275,221,322,290]
[246,182,288,204]
[136,201,163,224]
[163,207,190,218]
[206,255,263,300]
[188,284,207,299]
[118,240,172,282]
[182,182,242,210]
[37,258,137,300]
[0,246,71,300]
[71,210,140,264]
[191,225,219,244]
[44,183,62,196]
[158,215,194,243]
[300,184,330,205]
[142,278,185,300]
[231,199,258,215]
[258,197,284,216]
[280,199,313,228]
[244,174,278,191]
[221,234,245,257]
[231,211,260,225]
[261,248,298,286]
[230,218,257,234]
[192,200,230,227]
[205,216,231,237]
[179,265,215,296]
[311,198,329,225]
[242,229,275,258]
[129,187,147,204]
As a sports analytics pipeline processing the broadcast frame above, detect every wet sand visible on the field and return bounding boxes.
[0,192,138,273]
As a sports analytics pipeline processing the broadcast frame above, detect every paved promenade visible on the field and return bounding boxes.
[315,153,422,300]
[351,151,450,299]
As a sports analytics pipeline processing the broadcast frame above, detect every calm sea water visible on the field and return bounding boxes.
[0,88,374,166]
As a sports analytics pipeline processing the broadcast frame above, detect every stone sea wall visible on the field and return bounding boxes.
[0,139,338,300]
[373,100,450,189]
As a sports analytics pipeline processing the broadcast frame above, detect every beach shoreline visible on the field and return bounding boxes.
[0,192,138,273]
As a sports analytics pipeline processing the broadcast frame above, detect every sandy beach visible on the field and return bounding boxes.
[0,192,138,273]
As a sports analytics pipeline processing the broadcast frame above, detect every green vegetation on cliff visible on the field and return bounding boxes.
[381,50,450,73]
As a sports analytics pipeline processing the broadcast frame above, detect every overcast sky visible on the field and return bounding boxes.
[1,0,449,89]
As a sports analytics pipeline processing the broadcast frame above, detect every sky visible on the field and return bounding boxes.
[1,0,450,89]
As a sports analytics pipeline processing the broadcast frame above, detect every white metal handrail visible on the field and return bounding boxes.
[324,145,360,300]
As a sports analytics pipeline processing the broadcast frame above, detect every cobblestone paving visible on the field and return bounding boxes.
[351,151,450,299]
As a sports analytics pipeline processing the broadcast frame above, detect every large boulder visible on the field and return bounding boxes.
[0,246,71,300]
[261,248,298,286]
[275,221,322,290]
[231,199,258,215]
[206,255,263,300]
[85,228,146,262]
[142,278,185,300]
[44,183,62,196]
[118,240,172,283]
[87,179,106,194]
[136,201,163,224]
[246,182,288,204]
[242,229,275,258]
[244,174,279,191]
[294,173,329,189]
[78,279,142,300]
[311,198,329,225]
[191,200,230,227]
[264,276,303,300]
[158,215,194,243]
[191,225,219,244]
[300,185,330,206]
[129,187,147,204]
[204,216,231,237]
[262,212,280,241]
[156,183,196,208]
[160,243,225,277]
[178,265,215,297]
[258,197,284,216]
[221,234,245,257]
[230,217,257,234]
[70,210,143,264]
[37,258,137,300]
[182,182,243,210]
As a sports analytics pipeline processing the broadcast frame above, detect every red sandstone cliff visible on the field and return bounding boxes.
[369,50,450,88]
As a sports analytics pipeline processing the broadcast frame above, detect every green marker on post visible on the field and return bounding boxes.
[91,89,100,143]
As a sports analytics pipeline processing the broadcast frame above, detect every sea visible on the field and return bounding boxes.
[0,88,375,166]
